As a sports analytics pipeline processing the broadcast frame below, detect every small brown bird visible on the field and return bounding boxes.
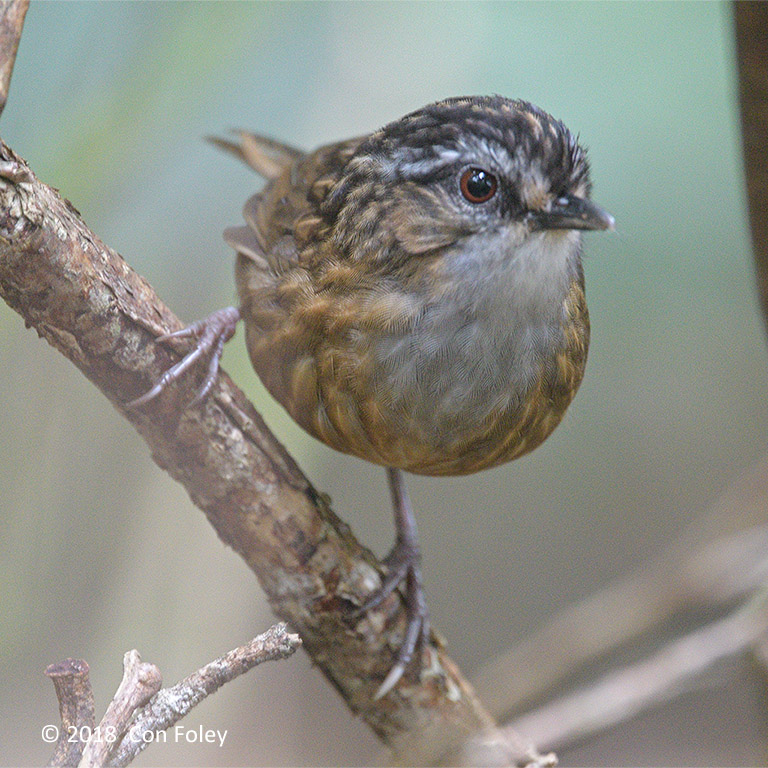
[132,95,613,697]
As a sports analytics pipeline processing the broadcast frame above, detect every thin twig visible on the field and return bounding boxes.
[475,457,768,720]
[110,623,301,767]
[44,659,96,768]
[79,651,162,768]
[505,599,768,752]
[0,0,28,117]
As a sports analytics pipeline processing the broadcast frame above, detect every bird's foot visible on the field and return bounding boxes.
[357,538,431,699]
[127,306,240,408]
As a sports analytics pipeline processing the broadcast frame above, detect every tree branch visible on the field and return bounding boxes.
[0,0,27,117]
[0,141,523,764]
[110,624,301,768]
[79,651,163,768]
[735,0,768,334]
[0,6,534,761]
[45,659,96,768]
[44,626,302,768]
[475,456,768,721]
[505,599,768,752]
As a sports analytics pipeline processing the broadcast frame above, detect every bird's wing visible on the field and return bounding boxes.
[219,134,365,267]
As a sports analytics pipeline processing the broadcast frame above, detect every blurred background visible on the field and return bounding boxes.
[2,2,767,765]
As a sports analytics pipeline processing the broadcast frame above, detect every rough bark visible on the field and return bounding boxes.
[0,143,510,765]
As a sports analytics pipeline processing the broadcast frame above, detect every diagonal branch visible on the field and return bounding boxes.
[110,624,301,768]
[475,458,768,721]
[0,7,528,762]
[505,598,768,752]
[0,141,521,766]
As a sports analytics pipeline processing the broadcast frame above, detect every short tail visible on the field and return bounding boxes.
[207,131,303,179]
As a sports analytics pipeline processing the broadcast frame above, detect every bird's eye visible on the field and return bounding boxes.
[459,167,498,204]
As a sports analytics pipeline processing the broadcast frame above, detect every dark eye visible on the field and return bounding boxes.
[459,167,498,204]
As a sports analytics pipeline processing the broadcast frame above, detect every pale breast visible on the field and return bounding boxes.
[351,276,589,475]
[234,146,589,476]
[240,254,589,476]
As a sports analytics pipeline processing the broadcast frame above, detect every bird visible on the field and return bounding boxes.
[130,95,614,698]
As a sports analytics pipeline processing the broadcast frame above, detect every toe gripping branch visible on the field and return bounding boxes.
[357,467,431,699]
[128,307,429,700]
[127,306,240,408]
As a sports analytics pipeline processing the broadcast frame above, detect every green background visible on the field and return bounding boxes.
[2,2,766,765]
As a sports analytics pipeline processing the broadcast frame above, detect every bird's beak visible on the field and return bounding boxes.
[530,195,615,232]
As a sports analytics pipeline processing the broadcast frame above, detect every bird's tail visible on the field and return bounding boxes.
[207,131,303,179]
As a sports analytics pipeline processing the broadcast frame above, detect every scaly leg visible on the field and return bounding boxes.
[360,467,430,699]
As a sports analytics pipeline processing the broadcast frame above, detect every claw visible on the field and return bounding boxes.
[356,468,431,699]
[127,306,240,408]
[371,554,430,700]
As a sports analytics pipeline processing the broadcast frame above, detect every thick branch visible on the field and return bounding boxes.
[0,144,514,765]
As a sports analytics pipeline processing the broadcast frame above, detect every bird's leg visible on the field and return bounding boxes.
[360,467,430,699]
[127,306,240,407]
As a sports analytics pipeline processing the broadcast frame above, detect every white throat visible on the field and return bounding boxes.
[440,225,581,329]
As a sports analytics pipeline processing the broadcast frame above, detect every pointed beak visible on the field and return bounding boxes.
[530,195,615,232]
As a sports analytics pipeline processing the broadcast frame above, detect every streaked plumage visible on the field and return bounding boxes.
[227,96,595,476]
[134,96,612,698]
